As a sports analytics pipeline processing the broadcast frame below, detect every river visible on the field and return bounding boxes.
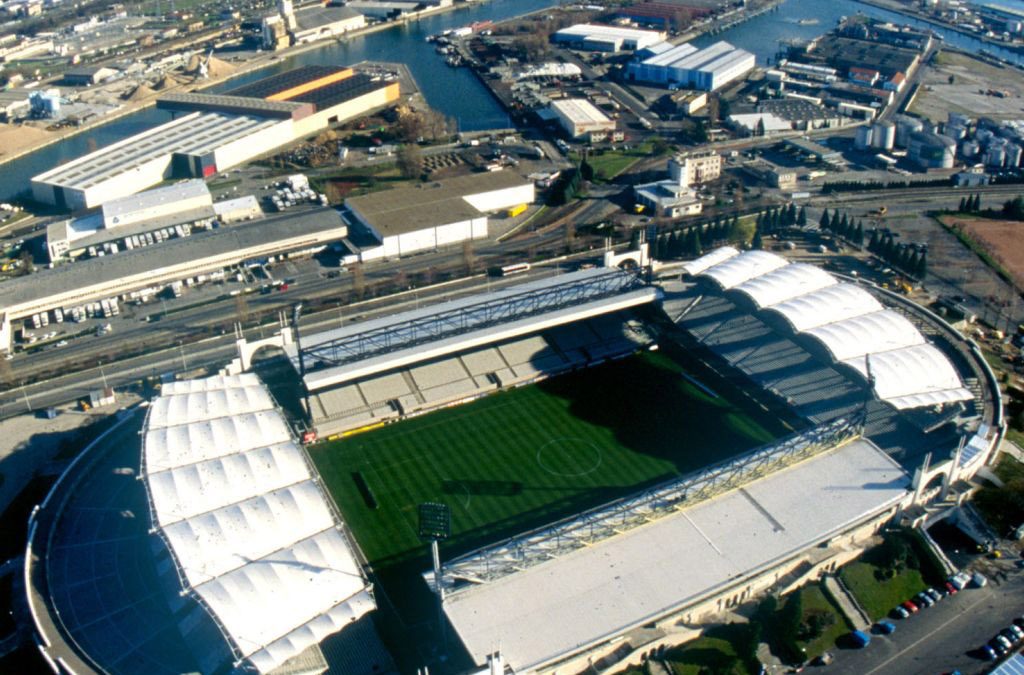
[1,0,1019,201]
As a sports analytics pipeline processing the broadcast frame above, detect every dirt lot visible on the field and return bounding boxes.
[0,124,55,163]
[940,214,1024,286]
[910,50,1024,122]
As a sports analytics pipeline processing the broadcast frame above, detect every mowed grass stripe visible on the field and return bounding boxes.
[308,349,787,567]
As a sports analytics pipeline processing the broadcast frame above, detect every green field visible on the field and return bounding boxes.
[309,346,789,570]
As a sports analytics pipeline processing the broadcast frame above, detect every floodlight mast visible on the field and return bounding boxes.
[419,502,451,656]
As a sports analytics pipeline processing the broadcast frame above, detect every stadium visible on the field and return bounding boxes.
[24,246,1003,675]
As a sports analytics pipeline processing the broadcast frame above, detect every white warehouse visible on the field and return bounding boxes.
[549,99,616,140]
[627,41,755,91]
[343,172,534,260]
[552,24,666,52]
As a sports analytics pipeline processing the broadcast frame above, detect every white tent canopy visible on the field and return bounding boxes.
[733,263,837,308]
[142,375,374,673]
[766,284,883,332]
[689,248,972,411]
[699,250,788,289]
[803,310,925,361]
[841,344,973,410]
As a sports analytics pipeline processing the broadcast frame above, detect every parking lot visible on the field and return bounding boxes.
[825,564,1024,675]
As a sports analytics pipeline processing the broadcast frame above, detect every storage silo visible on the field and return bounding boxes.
[908,131,956,169]
[895,115,923,148]
[855,125,873,150]
[985,145,1006,168]
[1007,144,1022,168]
[961,140,980,158]
[871,121,895,150]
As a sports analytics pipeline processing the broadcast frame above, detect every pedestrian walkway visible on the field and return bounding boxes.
[823,575,871,631]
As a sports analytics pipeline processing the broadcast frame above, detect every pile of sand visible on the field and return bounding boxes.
[206,56,236,79]
[123,83,157,101]
[154,74,182,90]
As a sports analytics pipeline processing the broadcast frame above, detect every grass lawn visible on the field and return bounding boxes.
[309,348,786,570]
[665,625,759,675]
[797,585,851,659]
[974,454,1024,535]
[839,561,926,621]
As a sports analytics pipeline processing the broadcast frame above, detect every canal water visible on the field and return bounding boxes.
[1,0,1019,200]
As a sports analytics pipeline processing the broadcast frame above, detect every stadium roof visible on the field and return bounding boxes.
[767,284,883,332]
[142,372,374,673]
[841,343,972,410]
[699,250,789,288]
[681,245,739,276]
[294,268,659,391]
[689,248,972,411]
[733,263,837,308]
[444,438,909,672]
[804,310,925,361]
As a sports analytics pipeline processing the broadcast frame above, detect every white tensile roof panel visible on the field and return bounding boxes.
[193,529,372,659]
[148,442,311,527]
[161,372,260,395]
[767,284,883,331]
[733,263,837,308]
[699,250,788,289]
[147,385,275,429]
[141,374,374,673]
[248,589,376,673]
[162,481,333,584]
[842,343,972,409]
[144,411,292,472]
[803,310,926,361]
[681,246,739,276]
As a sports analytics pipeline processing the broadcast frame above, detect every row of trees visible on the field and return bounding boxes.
[957,193,983,213]
[649,215,742,259]
[868,230,928,279]
[756,203,807,234]
[818,208,865,246]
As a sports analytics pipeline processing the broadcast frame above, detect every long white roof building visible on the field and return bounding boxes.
[627,41,755,91]
[141,373,374,673]
[683,247,973,410]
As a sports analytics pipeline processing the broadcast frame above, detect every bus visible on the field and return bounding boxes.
[490,262,532,277]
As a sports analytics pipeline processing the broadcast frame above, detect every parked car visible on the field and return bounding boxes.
[916,592,935,608]
[876,621,896,635]
[1004,625,1024,642]
[850,630,871,648]
[893,605,910,619]
[994,634,1013,652]
[944,581,958,595]
[902,600,919,613]
[926,588,943,603]
[982,644,999,661]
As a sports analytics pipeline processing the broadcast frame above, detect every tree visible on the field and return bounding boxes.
[819,208,830,231]
[397,143,422,179]
[915,251,928,279]
[958,196,967,212]
[351,262,365,300]
[854,221,864,246]
[786,202,797,227]
[830,210,842,232]
[1002,195,1024,220]
[972,193,982,212]
[839,212,849,236]
[752,228,763,250]
[798,205,807,227]
[579,156,594,182]
[868,228,880,252]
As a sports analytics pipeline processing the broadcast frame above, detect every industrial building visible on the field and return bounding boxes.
[2,207,347,352]
[32,66,399,209]
[552,24,666,52]
[262,0,366,50]
[342,171,534,261]
[633,180,703,218]
[548,98,616,140]
[46,180,222,261]
[626,41,755,91]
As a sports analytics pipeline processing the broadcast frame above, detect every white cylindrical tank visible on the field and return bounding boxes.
[948,112,970,127]
[985,146,1006,167]
[944,123,966,140]
[895,115,923,148]
[908,131,956,169]
[961,140,980,158]
[871,121,895,150]
[1007,144,1023,168]
[855,125,873,150]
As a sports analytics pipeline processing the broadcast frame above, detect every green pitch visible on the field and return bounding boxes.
[308,346,790,570]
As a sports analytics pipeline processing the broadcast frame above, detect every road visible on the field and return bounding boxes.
[826,567,1024,675]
